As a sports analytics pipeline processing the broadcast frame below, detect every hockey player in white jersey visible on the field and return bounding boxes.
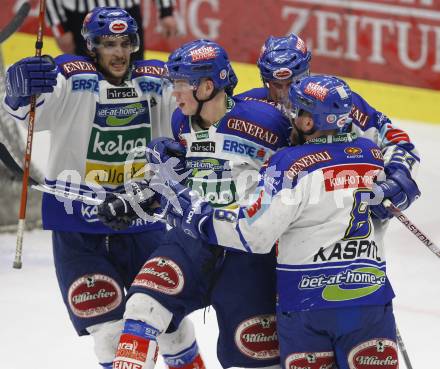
[3,7,205,369]
[237,33,420,220]
[161,75,402,369]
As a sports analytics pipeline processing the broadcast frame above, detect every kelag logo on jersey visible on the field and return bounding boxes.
[86,101,151,186]
[190,141,216,153]
[71,75,99,94]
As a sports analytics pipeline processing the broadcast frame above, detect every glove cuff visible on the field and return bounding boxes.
[388,169,420,205]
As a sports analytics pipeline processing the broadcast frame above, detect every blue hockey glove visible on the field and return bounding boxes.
[6,55,57,97]
[147,137,188,183]
[371,167,420,220]
[161,182,213,239]
[97,181,159,230]
[5,55,57,109]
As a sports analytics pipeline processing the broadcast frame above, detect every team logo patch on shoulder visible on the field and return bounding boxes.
[234,315,279,360]
[350,105,370,127]
[226,118,279,145]
[304,82,329,102]
[68,274,122,318]
[285,351,335,369]
[273,68,292,80]
[348,338,398,368]
[109,20,128,34]
[190,46,217,61]
[286,151,332,180]
[134,65,165,76]
[371,148,384,161]
[132,257,184,295]
[62,61,97,76]
[344,147,363,156]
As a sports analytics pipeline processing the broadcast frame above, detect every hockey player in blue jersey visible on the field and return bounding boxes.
[96,39,291,369]
[160,75,401,369]
[3,7,205,369]
[237,33,420,219]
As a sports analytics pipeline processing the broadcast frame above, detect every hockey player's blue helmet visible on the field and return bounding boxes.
[289,75,353,131]
[165,39,236,91]
[81,7,140,53]
[258,34,311,83]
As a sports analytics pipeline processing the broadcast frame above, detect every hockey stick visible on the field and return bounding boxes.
[384,200,440,259]
[31,184,103,205]
[0,2,31,43]
[0,142,38,185]
[396,327,414,369]
[13,0,46,269]
[31,184,167,223]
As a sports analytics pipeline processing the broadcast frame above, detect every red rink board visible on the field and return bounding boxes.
[2,0,440,89]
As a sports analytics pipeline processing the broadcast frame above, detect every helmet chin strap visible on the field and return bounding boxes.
[291,120,316,145]
[192,87,220,127]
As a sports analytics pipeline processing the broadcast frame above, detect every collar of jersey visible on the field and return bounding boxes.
[305,131,357,145]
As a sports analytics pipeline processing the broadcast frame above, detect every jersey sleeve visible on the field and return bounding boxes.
[351,92,420,177]
[207,151,302,253]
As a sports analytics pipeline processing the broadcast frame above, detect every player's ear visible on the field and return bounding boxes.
[304,116,314,132]
[204,79,215,95]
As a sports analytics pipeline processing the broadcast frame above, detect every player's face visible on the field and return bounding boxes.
[171,80,198,115]
[96,35,132,85]
[171,79,213,116]
[267,79,292,104]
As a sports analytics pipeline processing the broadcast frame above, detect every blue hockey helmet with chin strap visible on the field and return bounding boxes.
[258,33,311,83]
[165,39,236,91]
[289,75,353,131]
[81,7,140,53]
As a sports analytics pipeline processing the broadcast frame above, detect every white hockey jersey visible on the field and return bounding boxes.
[3,54,175,233]
[207,133,396,312]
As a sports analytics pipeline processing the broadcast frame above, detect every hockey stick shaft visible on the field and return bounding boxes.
[0,142,38,185]
[31,184,103,205]
[396,327,414,369]
[384,200,440,259]
[0,2,31,43]
[31,184,167,224]
[13,0,46,269]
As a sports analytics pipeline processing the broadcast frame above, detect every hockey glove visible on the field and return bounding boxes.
[161,182,213,240]
[147,137,188,183]
[371,167,420,220]
[5,55,57,109]
[97,181,159,230]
